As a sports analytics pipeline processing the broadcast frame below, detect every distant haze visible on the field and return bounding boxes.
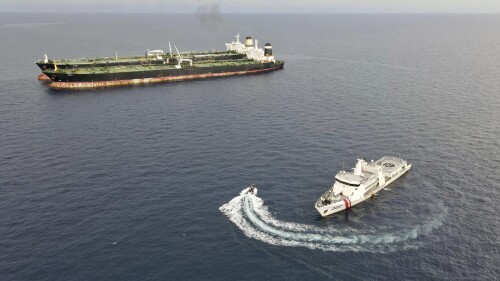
[2,0,500,13]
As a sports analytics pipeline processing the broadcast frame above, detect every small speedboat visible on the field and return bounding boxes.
[245,184,257,195]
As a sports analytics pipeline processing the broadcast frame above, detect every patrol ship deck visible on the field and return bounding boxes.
[315,156,411,217]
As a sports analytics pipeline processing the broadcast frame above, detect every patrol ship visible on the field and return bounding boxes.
[36,34,284,89]
[315,156,411,217]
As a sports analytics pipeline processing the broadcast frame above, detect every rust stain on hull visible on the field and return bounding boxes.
[49,67,283,90]
[38,73,51,81]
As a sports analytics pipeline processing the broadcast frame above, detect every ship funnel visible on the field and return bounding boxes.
[264,43,273,56]
[245,36,253,47]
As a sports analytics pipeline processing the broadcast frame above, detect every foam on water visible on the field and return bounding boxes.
[219,188,447,252]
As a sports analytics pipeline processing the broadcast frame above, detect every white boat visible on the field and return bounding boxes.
[245,184,258,195]
[315,156,411,217]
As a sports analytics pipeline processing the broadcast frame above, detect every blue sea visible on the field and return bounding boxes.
[1,13,499,280]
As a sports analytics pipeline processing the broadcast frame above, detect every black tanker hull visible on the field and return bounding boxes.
[46,61,284,89]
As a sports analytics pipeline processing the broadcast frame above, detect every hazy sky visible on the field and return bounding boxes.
[3,0,500,13]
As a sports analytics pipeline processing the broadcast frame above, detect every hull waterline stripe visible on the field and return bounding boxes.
[48,66,283,89]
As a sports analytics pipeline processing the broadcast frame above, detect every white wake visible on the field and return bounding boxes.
[219,188,446,252]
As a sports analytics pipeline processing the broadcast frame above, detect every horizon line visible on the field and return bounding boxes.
[2,11,500,14]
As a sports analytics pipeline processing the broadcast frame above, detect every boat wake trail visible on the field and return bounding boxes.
[219,188,446,252]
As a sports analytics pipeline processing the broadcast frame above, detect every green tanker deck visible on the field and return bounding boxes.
[36,34,284,89]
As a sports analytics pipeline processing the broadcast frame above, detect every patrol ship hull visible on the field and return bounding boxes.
[315,156,411,217]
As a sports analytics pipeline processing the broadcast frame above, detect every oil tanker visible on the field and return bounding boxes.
[36,34,284,89]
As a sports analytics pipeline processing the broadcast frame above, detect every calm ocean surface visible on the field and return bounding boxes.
[0,13,499,280]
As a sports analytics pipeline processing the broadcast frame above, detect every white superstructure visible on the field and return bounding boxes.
[225,33,276,63]
[315,156,411,217]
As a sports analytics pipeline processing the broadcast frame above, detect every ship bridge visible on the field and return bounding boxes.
[225,33,275,63]
[335,172,363,186]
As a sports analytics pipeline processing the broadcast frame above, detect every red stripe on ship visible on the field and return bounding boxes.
[49,66,284,89]
[343,199,349,209]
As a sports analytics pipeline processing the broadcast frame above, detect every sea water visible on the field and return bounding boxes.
[0,13,499,280]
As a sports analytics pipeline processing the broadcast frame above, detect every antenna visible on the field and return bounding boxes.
[169,42,172,58]
[174,45,182,68]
